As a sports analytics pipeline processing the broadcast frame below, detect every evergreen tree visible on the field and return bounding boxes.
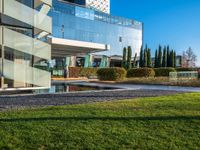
[133,53,137,68]
[144,49,147,67]
[174,51,176,68]
[127,46,132,69]
[170,50,175,67]
[143,45,148,67]
[162,46,167,67]
[154,49,158,68]
[158,45,162,67]
[139,46,143,67]
[167,45,170,67]
[122,47,127,69]
[147,48,151,67]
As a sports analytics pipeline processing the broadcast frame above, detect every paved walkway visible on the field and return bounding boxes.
[72,82,200,92]
[0,89,184,111]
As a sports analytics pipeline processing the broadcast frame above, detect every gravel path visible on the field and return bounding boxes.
[0,89,185,111]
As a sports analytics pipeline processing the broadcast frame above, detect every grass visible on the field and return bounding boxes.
[0,93,200,149]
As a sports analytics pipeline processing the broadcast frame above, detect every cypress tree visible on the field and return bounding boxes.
[147,48,151,67]
[127,46,132,69]
[170,50,175,67]
[167,45,170,67]
[154,49,158,68]
[158,45,162,68]
[144,49,147,67]
[133,53,137,68]
[122,47,127,69]
[143,44,148,67]
[139,46,143,67]
[162,46,167,67]
[174,51,176,68]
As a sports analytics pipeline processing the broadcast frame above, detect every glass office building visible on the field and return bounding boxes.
[50,0,143,65]
[0,0,143,90]
[0,0,52,90]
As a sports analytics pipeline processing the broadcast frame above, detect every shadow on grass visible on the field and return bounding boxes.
[0,116,200,122]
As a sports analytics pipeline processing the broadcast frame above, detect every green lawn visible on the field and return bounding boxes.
[0,93,200,149]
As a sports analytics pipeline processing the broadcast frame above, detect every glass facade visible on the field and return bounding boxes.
[50,0,143,56]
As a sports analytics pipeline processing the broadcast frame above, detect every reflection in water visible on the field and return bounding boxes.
[54,84,98,93]
[34,83,117,94]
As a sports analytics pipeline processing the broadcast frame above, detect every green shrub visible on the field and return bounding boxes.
[154,68,176,77]
[176,68,198,72]
[69,67,81,78]
[127,68,155,78]
[79,68,98,78]
[97,67,126,81]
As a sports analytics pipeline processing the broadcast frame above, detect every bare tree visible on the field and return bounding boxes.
[182,47,197,68]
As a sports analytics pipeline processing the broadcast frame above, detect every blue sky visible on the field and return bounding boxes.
[111,0,200,65]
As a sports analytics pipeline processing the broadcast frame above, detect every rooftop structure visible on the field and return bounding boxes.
[63,0,110,13]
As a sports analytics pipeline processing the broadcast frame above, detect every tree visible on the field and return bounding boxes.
[167,45,170,67]
[127,46,132,69]
[182,47,197,68]
[162,46,167,67]
[174,51,176,68]
[143,45,148,67]
[133,53,137,68]
[139,46,143,67]
[144,49,147,67]
[158,45,162,67]
[122,47,127,69]
[168,50,175,67]
[154,49,158,68]
[147,48,151,67]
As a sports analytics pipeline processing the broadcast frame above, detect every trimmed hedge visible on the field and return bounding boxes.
[97,67,126,81]
[127,68,155,78]
[69,67,98,78]
[69,67,81,78]
[176,68,198,72]
[154,68,176,77]
[79,68,98,78]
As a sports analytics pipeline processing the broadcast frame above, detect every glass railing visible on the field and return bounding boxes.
[3,59,51,88]
[3,0,52,34]
[41,0,52,6]
[52,0,142,29]
[3,27,51,60]
[0,0,2,14]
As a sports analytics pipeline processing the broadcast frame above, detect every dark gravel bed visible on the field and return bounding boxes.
[0,89,185,111]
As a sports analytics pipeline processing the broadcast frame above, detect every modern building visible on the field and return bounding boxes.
[49,0,143,70]
[0,0,143,90]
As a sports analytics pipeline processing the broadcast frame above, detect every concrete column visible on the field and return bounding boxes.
[100,55,109,68]
[84,53,92,68]
[0,27,4,88]
[64,56,71,67]
[70,56,76,67]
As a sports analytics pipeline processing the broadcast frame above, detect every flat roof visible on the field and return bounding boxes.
[49,37,110,57]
